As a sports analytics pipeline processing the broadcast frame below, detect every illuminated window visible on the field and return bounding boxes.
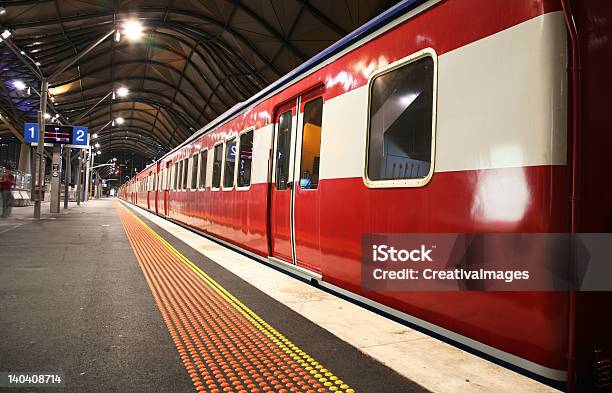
[299,98,323,189]
[182,158,189,189]
[223,137,236,189]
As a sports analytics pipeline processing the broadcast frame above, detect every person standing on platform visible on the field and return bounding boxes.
[1,165,16,218]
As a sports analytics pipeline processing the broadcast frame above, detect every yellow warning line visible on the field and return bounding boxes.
[117,200,355,393]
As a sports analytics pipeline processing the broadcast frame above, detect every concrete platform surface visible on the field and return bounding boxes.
[0,198,431,393]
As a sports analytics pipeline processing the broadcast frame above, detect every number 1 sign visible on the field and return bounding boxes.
[24,123,39,143]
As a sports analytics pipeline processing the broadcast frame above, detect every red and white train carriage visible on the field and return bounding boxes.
[119,0,612,390]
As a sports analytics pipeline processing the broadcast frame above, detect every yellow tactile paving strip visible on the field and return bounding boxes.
[116,200,355,393]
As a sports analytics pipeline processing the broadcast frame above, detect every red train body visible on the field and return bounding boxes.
[119,0,612,390]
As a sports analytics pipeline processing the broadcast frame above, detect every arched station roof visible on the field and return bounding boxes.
[0,0,399,163]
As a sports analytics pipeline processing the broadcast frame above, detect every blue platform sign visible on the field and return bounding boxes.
[72,126,88,146]
[24,123,39,143]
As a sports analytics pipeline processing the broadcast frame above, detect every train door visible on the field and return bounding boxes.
[269,86,324,273]
[164,161,171,216]
[269,99,298,263]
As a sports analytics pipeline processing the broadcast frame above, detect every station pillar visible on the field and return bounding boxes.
[49,144,61,213]
[18,143,30,173]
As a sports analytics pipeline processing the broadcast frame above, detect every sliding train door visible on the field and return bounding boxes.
[269,100,297,263]
[269,86,324,274]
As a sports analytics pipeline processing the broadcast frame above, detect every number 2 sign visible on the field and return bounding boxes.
[72,126,88,145]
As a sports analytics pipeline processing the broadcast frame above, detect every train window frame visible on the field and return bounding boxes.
[190,152,199,190]
[182,156,189,190]
[211,141,223,191]
[363,48,438,189]
[222,135,237,191]
[198,148,209,190]
[298,96,324,191]
[236,127,254,191]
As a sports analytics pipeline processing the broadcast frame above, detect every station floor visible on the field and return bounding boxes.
[0,199,558,393]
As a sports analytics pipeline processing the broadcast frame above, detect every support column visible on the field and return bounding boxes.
[76,150,83,206]
[63,148,71,209]
[49,144,61,213]
[84,148,91,202]
[18,143,30,173]
[34,80,48,219]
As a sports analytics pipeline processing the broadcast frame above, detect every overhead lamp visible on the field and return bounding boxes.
[115,86,129,98]
[43,113,51,119]
[0,7,7,15]
[97,150,101,155]
[35,61,41,66]
[114,30,121,43]
[94,143,100,148]
[115,117,124,125]
[27,86,31,95]
[122,20,143,41]
[92,133,98,139]
[1,30,10,40]
[113,157,117,162]
[12,80,26,90]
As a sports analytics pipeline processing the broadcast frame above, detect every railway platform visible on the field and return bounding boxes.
[0,199,557,393]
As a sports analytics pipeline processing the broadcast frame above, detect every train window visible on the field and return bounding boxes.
[178,161,183,190]
[299,98,323,189]
[237,130,254,188]
[191,153,199,190]
[223,137,236,189]
[275,110,292,190]
[182,158,189,190]
[199,150,208,189]
[212,143,223,189]
[366,52,436,187]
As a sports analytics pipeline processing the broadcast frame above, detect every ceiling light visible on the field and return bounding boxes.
[94,143,100,148]
[97,151,101,155]
[20,50,25,55]
[92,133,98,139]
[35,61,41,66]
[1,30,11,40]
[116,87,129,97]
[12,80,26,90]
[114,30,121,42]
[0,7,6,15]
[43,113,51,119]
[115,117,124,125]
[122,20,143,41]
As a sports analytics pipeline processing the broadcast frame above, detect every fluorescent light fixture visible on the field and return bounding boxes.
[116,87,129,97]
[12,80,26,90]
[122,20,143,41]
[1,30,11,40]
[115,117,124,125]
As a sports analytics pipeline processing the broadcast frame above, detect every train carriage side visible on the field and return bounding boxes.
[116,0,612,388]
